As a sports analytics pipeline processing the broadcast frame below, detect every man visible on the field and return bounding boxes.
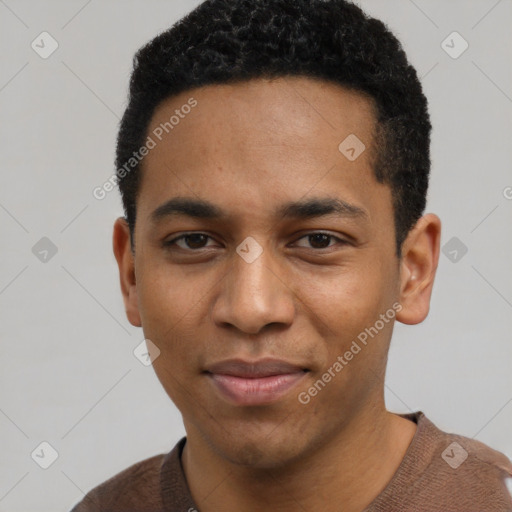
[71,0,512,510]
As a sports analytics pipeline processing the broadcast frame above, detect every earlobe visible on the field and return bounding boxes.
[395,213,441,325]
[113,217,142,327]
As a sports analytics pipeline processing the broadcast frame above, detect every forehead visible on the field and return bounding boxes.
[137,76,390,225]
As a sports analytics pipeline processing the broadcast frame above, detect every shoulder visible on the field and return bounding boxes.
[449,431,512,476]
[69,452,167,511]
[402,412,512,510]
[421,413,512,478]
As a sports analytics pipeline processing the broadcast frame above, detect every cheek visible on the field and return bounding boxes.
[138,269,203,410]
[296,264,386,334]
[294,259,398,385]
[137,259,197,326]
[136,266,202,368]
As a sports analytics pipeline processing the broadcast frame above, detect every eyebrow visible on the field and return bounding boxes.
[150,196,369,224]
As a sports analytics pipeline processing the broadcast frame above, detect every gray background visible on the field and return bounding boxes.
[1,0,511,510]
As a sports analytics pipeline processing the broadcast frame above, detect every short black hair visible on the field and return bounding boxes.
[116,0,431,256]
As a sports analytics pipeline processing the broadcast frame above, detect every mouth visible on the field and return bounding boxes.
[204,358,309,406]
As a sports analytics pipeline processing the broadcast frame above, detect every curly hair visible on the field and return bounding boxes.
[116,0,431,256]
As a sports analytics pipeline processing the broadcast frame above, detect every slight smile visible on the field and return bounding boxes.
[205,358,310,406]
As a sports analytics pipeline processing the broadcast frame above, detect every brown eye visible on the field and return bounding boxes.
[307,233,332,249]
[164,233,214,250]
[294,232,346,250]
[182,234,209,249]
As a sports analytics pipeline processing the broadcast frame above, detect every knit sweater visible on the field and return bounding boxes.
[70,411,512,511]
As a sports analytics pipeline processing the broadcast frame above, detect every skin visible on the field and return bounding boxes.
[113,76,441,512]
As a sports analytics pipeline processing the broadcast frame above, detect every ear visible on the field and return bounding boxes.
[113,217,142,327]
[395,213,441,325]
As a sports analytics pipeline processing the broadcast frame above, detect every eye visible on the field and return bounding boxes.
[163,231,348,252]
[164,233,216,250]
[294,232,347,250]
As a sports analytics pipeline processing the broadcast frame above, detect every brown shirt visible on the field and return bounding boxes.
[70,411,512,511]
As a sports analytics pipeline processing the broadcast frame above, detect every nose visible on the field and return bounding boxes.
[211,241,295,335]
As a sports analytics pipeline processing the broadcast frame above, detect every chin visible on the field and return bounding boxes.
[207,426,311,470]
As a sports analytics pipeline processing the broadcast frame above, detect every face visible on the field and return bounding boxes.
[114,76,439,468]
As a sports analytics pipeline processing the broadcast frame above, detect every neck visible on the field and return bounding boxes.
[181,406,417,512]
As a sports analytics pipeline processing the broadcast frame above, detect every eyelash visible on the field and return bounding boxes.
[163,232,348,251]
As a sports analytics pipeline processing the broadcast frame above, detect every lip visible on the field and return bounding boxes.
[205,358,309,406]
